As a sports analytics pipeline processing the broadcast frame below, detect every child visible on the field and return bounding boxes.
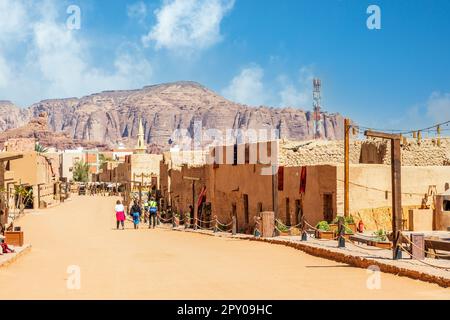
[130,200,142,229]
[115,200,125,230]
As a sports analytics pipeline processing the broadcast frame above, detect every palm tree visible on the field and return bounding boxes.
[73,161,90,182]
[35,142,48,153]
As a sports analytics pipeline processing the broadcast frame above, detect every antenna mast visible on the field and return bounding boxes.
[313,78,322,139]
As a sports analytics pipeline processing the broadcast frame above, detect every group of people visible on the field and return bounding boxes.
[114,198,158,230]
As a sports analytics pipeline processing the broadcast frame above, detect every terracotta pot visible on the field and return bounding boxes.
[329,224,338,233]
[347,223,357,233]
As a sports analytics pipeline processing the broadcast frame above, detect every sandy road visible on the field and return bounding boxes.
[0,195,448,300]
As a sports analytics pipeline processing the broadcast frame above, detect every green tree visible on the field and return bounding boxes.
[98,153,112,167]
[73,161,90,182]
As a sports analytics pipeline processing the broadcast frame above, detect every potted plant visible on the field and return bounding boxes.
[329,220,338,234]
[276,223,290,236]
[340,224,354,240]
[370,229,392,249]
[345,216,357,233]
[330,216,357,234]
[315,221,335,239]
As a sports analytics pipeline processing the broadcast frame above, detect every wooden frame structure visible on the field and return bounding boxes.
[364,130,403,260]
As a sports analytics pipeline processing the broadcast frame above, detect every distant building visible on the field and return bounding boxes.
[159,139,450,232]
[112,143,133,162]
[60,148,100,182]
[1,151,62,210]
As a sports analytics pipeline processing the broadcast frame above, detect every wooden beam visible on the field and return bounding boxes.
[364,130,402,140]
[183,176,200,181]
[192,180,197,229]
[344,118,350,217]
[0,154,23,161]
[272,166,278,218]
[391,138,403,259]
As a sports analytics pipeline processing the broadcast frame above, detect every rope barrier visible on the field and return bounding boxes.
[216,224,233,232]
[216,219,233,227]
[398,245,450,271]
[195,223,215,231]
[157,215,173,223]
[275,219,302,229]
[303,220,324,233]
[195,217,214,224]
[400,232,450,258]
[355,120,450,136]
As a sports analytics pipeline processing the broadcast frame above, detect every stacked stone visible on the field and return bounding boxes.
[279,138,450,167]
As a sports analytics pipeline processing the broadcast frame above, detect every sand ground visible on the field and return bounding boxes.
[0,195,449,300]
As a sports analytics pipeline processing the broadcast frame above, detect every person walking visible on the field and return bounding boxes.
[143,199,150,223]
[115,200,125,230]
[130,200,142,229]
[148,197,158,229]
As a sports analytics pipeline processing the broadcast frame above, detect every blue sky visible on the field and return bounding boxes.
[0,0,449,130]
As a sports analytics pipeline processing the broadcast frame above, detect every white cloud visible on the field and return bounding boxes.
[278,66,314,108]
[127,1,147,23]
[223,65,315,108]
[386,92,450,131]
[279,84,310,107]
[0,0,29,44]
[0,55,11,88]
[427,92,450,122]
[0,0,153,106]
[143,0,234,51]
[222,65,267,106]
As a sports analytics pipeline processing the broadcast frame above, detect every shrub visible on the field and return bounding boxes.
[316,221,330,231]
[373,229,388,242]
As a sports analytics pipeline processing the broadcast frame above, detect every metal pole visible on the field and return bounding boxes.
[344,118,350,217]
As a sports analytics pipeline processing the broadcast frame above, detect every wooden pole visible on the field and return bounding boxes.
[344,118,350,217]
[365,130,403,260]
[138,182,142,206]
[272,165,279,218]
[391,138,403,259]
[192,180,196,229]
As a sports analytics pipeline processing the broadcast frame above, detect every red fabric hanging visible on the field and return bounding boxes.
[197,186,207,208]
[278,166,284,191]
[299,166,307,194]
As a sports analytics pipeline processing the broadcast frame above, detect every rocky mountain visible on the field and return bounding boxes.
[0,112,109,151]
[0,82,345,150]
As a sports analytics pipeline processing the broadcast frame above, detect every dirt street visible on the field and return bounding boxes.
[0,195,448,299]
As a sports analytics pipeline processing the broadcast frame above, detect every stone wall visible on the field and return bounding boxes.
[280,138,450,167]
[4,138,36,152]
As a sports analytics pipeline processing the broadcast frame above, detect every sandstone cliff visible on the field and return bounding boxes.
[0,82,345,150]
[0,112,108,151]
